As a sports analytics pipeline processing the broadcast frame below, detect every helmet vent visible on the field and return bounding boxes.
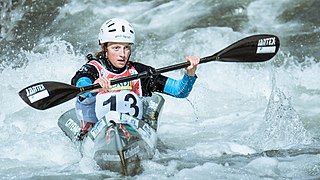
[130,30,134,34]
[109,29,116,32]
[108,23,114,27]
[122,25,125,32]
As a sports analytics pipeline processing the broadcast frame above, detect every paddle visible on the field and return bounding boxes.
[19,34,280,110]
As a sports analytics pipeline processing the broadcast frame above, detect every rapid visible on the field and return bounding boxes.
[0,0,319,179]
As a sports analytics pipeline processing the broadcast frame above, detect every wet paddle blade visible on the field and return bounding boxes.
[203,34,280,63]
[18,81,79,110]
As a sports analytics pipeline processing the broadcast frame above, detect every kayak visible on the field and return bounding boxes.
[57,93,165,175]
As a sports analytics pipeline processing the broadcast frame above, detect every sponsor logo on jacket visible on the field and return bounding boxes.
[111,80,132,90]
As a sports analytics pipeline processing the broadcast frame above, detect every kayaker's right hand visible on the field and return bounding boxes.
[185,55,200,76]
[91,77,112,93]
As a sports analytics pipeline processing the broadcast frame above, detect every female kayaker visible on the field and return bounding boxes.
[71,18,200,139]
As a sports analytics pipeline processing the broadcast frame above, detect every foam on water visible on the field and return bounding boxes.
[0,37,85,178]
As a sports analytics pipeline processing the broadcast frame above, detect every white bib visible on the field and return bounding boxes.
[95,90,143,120]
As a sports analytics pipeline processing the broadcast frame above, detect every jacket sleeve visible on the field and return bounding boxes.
[71,64,99,98]
[163,73,197,98]
[71,64,99,86]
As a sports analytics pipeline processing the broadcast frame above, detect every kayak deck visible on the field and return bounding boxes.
[58,93,165,175]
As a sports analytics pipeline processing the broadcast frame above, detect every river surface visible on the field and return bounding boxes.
[0,0,320,179]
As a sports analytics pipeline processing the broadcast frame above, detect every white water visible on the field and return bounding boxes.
[1,0,320,179]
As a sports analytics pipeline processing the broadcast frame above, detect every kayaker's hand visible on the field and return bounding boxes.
[91,77,112,93]
[185,55,200,76]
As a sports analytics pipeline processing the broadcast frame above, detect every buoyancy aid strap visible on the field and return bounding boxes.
[87,60,104,77]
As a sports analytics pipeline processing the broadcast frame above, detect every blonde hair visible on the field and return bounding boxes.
[94,43,108,58]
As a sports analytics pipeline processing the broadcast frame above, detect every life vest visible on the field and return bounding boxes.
[87,60,143,120]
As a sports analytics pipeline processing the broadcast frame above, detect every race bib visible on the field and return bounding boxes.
[95,91,143,120]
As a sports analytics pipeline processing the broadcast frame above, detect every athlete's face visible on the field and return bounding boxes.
[106,42,131,68]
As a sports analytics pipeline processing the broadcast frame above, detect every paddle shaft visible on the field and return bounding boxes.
[82,34,281,93]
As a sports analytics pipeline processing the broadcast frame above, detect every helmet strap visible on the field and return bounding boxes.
[104,57,127,74]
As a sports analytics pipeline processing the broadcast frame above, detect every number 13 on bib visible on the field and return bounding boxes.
[95,91,143,120]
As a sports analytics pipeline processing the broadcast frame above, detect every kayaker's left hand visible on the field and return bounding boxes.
[185,55,200,76]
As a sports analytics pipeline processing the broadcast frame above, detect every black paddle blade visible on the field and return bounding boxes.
[203,34,280,63]
[18,81,79,110]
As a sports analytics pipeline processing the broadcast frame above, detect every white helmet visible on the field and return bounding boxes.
[98,18,135,44]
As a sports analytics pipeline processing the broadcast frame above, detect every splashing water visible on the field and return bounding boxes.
[1,0,320,179]
[249,85,313,150]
